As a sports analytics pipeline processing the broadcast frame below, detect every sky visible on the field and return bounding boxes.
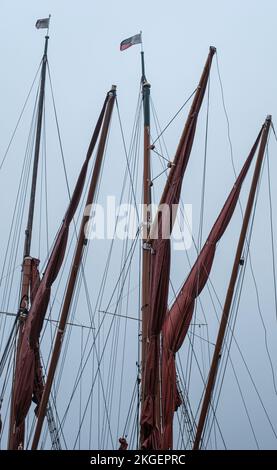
[0,0,277,450]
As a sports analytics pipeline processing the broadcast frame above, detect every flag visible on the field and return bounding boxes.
[120,33,142,51]
[35,18,49,29]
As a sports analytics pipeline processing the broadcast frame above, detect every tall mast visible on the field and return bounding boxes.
[8,34,49,450]
[140,49,152,403]
[193,115,271,450]
[31,86,116,450]
[140,47,163,447]
[24,35,49,257]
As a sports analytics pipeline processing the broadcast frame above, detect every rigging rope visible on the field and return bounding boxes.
[150,92,217,446]
[60,231,140,447]
[0,61,42,172]
[152,88,197,145]
[187,70,211,399]
[0,79,41,365]
[41,95,143,448]
[266,145,277,324]
[203,162,277,446]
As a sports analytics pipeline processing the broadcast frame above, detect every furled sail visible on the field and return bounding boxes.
[161,127,263,449]
[9,93,109,449]
[140,47,216,449]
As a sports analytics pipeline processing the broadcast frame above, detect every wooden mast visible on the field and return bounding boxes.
[24,35,49,258]
[31,85,116,450]
[140,48,154,436]
[8,33,49,450]
[193,115,272,450]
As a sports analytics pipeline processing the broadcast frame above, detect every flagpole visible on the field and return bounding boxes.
[140,33,146,83]
[47,14,51,36]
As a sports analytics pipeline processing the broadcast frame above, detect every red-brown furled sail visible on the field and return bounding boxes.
[140,46,216,449]
[193,116,271,450]
[9,92,109,450]
[161,127,263,449]
[31,86,116,450]
[8,32,49,450]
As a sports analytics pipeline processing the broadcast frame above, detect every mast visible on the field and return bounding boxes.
[140,47,163,447]
[8,34,49,450]
[193,115,271,450]
[140,49,152,404]
[24,35,49,258]
[31,85,116,450]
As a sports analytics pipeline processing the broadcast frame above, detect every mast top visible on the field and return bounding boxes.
[140,51,147,84]
[43,35,49,58]
[35,14,51,58]
[109,85,117,97]
[139,30,143,52]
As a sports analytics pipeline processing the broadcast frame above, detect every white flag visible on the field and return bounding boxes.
[35,18,50,29]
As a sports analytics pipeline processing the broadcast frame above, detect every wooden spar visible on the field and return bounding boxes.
[157,46,216,208]
[31,85,116,450]
[193,115,272,450]
[140,50,153,429]
[8,35,49,450]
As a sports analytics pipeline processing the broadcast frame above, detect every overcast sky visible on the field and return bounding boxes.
[0,0,277,450]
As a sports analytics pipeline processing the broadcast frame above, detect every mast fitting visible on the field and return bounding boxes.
[109,85,117,95]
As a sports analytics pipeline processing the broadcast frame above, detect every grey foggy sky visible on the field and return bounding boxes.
[0,0,277,450]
